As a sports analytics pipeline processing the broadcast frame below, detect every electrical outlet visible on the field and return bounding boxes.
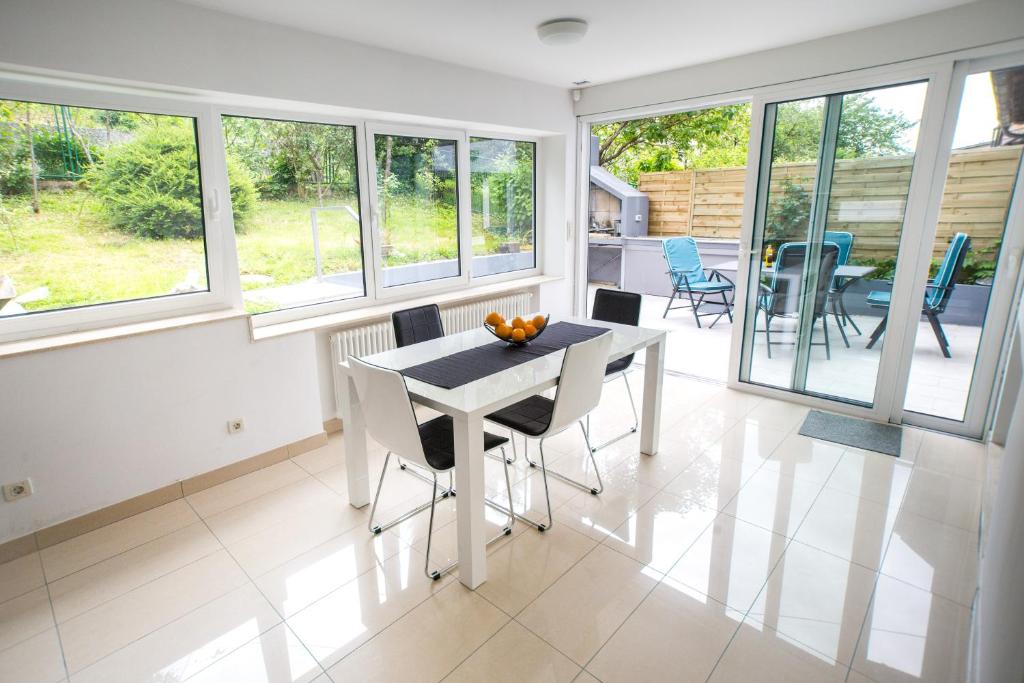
[227,418,245,434]
[3,479,33,502]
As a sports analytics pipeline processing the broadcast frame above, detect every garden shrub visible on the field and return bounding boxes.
[89,125,254,239]
[0,131,31,195]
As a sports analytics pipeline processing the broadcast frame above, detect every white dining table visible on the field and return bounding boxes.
[335,316,667,589]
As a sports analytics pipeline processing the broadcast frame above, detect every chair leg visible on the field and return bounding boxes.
[663,288,677,318]
[589,372,639,452]
[528,426,603,495]
[764,312,773,359]
[398,457,453,494]
[926,309,952,358]
[821,314,831,360]
[686,287,703,328]
[369,453,451,535]
[831,295,850,348]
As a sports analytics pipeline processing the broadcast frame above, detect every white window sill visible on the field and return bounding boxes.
[0,309,247,360]
[250,274,563,340]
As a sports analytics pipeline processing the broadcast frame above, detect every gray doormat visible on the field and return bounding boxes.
[798,410,902,457]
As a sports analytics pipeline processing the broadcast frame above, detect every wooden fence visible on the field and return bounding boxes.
[638,146,1022,261]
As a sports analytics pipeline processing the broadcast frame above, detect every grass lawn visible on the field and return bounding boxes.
[1,190,207,312]
[1,188,532,315]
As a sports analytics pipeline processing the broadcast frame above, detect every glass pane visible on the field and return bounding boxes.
[903,67,1024,420]
[743,81,928,407]
[223,115,364,315]
[470,137,535,276]
[804,82,929,404]
[745,97,826,391]
[0,99,208,317]
[222,116,363,315]
[374,134,459,287]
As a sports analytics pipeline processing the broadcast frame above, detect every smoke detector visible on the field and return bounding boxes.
[537,19,588,46]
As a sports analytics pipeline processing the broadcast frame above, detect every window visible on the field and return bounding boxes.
[222,115,364,315]
[0,98,209,319]
[470,137,536,276]
[371,132,461,288]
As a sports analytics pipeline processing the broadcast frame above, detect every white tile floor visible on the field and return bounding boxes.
[0,373,990,683]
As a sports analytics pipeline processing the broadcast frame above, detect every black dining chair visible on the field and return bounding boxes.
[391,303,514,483]
[587,288,643,451]
[392,304,444,348]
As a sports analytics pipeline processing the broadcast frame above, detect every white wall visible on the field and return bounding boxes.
[0,0,576,544]
[575,0,1024,116]
[974,302,1024,683]
[0,319,322,543]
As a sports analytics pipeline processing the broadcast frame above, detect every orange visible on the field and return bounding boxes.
[511,316,526,330]
[524,324,537,337]
[485,311,504,327]
[495,323,513,339]
[532,315,546,329]
[511,328,526,342]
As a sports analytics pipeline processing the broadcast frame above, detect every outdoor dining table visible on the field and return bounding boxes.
[334,316,667,589]
[715,260,877,330]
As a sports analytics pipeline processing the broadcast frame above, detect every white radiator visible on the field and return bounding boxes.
[330,291,533,362]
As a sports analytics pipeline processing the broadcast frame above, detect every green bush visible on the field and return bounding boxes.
[88,125,254,239]
[0,131,32,195]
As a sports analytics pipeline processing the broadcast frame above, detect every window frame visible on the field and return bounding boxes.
[0,77,230,342]
[213,105,375,327]
[363,122,471,301]
[0,74,549,339]
[467,131,541,281]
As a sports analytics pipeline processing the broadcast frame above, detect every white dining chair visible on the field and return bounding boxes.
[484,331,613,530]
[348,356,516,580]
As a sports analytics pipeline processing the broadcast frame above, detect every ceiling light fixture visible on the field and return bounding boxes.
[537,18,588,46]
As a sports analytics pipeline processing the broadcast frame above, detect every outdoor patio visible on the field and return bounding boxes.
[588,284,982,421]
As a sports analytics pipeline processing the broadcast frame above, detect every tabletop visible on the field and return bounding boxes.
[356,316,666,416]
[715,260,876,279]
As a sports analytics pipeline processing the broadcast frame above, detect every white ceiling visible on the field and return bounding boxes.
[174,0,975,87]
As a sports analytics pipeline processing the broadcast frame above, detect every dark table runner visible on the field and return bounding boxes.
[399,321,610,389]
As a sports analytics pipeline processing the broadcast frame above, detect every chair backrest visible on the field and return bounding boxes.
[592,288,642,326]
[392,304,444,348]
[926,232,971,312]
[766,242,840,317]
[823,231,854,265]
[662,237,708,285]
[347,357,430,470]
[545,332,613,436]
[592,288,641,370]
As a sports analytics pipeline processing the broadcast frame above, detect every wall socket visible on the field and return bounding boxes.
[3,479,33,502]
[227,418,245,434]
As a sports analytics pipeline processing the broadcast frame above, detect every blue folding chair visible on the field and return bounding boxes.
[757,241,841,360]
[662,236,734,328]
[865,233,971,359]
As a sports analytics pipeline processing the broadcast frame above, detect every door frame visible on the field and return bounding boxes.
[573,38,1024,436]
[896,50,1024,438]
[729,61,956,426]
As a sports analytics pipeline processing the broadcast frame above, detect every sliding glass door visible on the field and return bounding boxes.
[900,56,1024,436]
[739,82,929,407]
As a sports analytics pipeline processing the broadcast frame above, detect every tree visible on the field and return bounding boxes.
[592,104,750,185]
[592,95,915,186]
[771,95,915,162]
[89,123,254,239]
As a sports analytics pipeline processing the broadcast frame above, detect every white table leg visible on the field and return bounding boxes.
[452,411,487,589]
[338,370,370,508]
[641,336,666,456]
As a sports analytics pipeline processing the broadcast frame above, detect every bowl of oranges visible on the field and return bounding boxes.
[484,311,549,346]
